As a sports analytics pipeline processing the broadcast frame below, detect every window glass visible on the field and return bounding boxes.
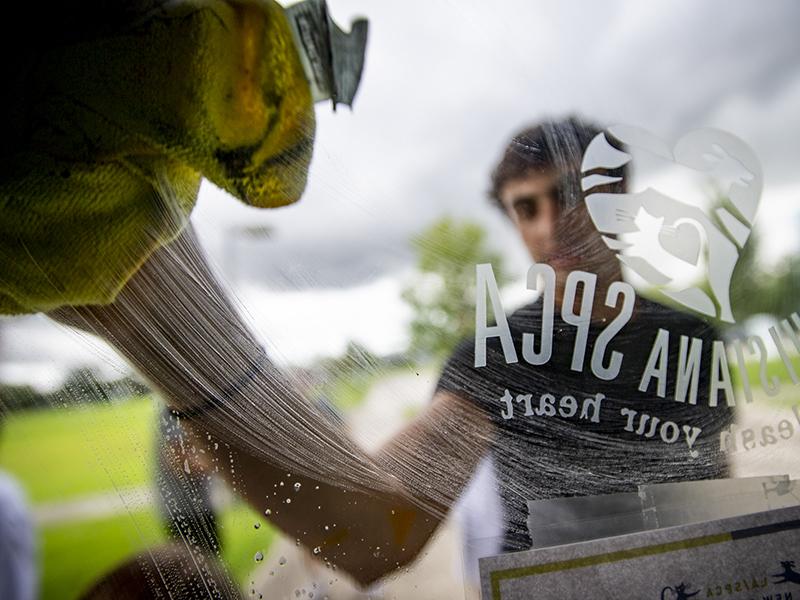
[0,1,798,598]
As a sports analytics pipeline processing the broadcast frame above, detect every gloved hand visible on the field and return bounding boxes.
[0,0,315,314]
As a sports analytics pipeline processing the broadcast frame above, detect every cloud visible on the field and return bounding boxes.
[192,0,800,292]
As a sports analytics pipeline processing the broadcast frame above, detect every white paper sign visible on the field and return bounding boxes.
[481,504,800,600]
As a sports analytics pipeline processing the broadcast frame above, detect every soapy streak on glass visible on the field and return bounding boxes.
[49,199,491,586]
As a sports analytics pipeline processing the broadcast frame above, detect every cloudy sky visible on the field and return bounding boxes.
[3,0,800,384]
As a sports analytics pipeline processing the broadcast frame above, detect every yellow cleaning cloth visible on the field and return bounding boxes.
[0,0,315,314]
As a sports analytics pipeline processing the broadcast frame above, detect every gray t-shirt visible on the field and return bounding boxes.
[436,296,733,551]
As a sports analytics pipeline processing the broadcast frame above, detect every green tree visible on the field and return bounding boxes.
[402,217,509,362]
[720,191,800,322]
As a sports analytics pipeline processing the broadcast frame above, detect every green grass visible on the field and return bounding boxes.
[219,503,277,585]
[39,502,275,600]
[40,508,163,600]
[0,397,155,503]
[0,397,274,599]
[726,354,800,408]
[741,353,800,387]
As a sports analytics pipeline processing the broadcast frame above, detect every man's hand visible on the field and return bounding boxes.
[2,0,314,315]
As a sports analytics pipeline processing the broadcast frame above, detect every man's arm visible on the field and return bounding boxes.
[50,225,493,586]
[217,390,489,585]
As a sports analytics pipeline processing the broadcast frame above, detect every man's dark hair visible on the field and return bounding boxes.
[488,115,613,214]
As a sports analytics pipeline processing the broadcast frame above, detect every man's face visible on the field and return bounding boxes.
[500,171,563,266]
[499,171,617,280]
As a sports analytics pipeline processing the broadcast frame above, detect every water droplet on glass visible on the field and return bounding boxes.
[254,551,264,562]
[264,508,272,516]
[294,482,302,492]
[279,556,287,566]
[313,546,321,555]
[254,522,261,529]
[285,498,292,504]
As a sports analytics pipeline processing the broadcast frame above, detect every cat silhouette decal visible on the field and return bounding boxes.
[661,582,700,600]
[581,126,763,323]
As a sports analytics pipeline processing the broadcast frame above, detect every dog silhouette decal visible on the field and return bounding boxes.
[773,560,800,585]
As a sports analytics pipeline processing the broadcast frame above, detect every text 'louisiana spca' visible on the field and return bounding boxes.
[474,263,800,407]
